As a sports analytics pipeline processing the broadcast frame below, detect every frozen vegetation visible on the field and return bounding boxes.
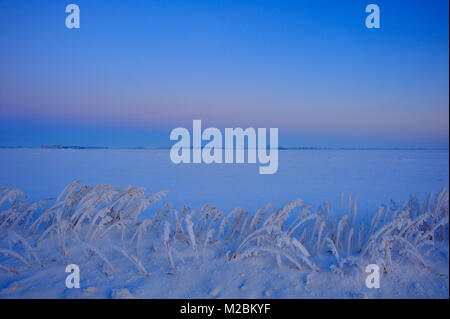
[0,180,448,298]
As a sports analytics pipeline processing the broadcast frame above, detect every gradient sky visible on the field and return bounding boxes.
[0,0,448,148]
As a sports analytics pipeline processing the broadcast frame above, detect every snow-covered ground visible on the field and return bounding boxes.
[0,149,448,298]
[1,149,448,213]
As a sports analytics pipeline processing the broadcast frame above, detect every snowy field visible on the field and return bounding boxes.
[1,149,448,214]
[0,148,448,298]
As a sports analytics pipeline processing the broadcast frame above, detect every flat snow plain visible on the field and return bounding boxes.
[0,149,448,298]
[1,149,448,213]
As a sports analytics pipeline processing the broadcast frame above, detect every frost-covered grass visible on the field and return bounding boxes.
[0,181,448,298]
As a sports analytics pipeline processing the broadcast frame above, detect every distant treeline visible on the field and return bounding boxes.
[0,145,447,151]
[40,145,109,150]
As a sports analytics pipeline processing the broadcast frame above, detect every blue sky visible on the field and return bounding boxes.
[0,0,448,148]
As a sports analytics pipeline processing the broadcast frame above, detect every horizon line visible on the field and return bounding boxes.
[0,145,448,151]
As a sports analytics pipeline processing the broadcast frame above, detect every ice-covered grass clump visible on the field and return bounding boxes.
[0,181,448,298]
